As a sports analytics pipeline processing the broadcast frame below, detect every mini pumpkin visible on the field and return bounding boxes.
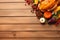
[44,11,52,19]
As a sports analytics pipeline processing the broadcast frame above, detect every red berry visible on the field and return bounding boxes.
[55,19,60,26]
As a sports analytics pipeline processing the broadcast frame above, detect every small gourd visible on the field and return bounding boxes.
[40,17,46,23]
[44,11,52,19]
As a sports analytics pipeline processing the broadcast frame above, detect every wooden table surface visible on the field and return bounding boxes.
[0,0,60,40]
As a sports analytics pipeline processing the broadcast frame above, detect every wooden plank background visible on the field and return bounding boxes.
[0,0,60,40]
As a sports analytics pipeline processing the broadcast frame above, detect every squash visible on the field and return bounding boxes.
[54,6,60,18]
[57,10,60,18]
[58,14,60,18]
[54,6,60,12]
[44,11,52,19]
[47,1,58,11]
[33,0,38,4]
[38,0,57,11]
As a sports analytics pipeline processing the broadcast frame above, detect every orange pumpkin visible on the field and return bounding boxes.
[44,11,52,19]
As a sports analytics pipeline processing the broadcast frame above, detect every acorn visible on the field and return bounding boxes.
[39,17,46,23]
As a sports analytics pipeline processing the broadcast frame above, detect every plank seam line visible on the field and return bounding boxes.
[0,16,36,17]
[0,2,25,3]
[0,23,40,25]
[0,37,60,39]
[0,30,59,32]
[0,9,31,10]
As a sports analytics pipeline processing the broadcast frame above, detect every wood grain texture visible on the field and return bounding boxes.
[0,17,39,23]
[15,32,59,37]
[0,0,25,2]
[0,3,31,9]
[0,10,35,16]
[0,32,13,37]
[0,38,60,40]
[0,25,56,31]
[0,0,59,40]
[0,31,59,38]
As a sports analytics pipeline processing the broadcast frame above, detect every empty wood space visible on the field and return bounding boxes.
[0,0,60,40]
[0,0,25,2]
[0,10,35,16]
[0,31,59,37]
[0,3,31,9]
[0,24,56,31]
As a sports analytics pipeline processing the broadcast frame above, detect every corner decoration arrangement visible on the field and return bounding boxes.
[25,0,60,26]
